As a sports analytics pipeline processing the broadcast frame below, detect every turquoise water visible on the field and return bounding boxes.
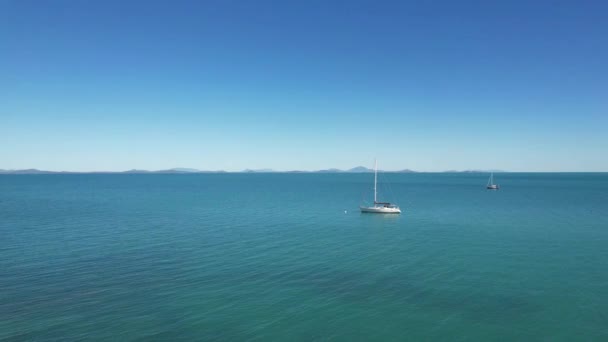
[1,173,607,340]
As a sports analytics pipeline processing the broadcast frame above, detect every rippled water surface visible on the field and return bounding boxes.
[1,173,608,340]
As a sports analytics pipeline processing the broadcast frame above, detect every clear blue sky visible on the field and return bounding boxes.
[1,0,606,172]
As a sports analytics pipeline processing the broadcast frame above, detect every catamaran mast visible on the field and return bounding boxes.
[374,159,377,203]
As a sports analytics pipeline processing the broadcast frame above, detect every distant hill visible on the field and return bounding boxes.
[316,167,416,173]
[153,168,202,173]
[347,166,374,173]
[315,168,342,173]
[0,169,60,174]
[163,168,200,173]
[123,169,151,173]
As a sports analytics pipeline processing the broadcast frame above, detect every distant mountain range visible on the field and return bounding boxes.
[0,167,505,174]
[0,168,226,174]
[243,166,419,173]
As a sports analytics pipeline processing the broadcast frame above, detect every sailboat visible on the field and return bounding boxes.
[360,159,401,214]
[486,172,499,190]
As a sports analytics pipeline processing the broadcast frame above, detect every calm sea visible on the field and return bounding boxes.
[1,173,607,340]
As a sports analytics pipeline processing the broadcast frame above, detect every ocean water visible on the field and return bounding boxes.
[1,173,607,340]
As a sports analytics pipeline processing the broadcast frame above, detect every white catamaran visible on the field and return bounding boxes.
[360,159,401,214]
[486,172,499,190]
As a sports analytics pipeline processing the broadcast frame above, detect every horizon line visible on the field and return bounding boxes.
[1,168,607,174]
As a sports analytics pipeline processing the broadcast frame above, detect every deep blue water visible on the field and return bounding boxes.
[1,173,607,340]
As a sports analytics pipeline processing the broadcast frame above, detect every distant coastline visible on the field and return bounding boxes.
[0,167,508,174]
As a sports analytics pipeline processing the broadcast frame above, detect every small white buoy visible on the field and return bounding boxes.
[344,210,348,214]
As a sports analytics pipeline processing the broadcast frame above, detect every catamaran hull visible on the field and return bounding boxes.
[360,206,401,214]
